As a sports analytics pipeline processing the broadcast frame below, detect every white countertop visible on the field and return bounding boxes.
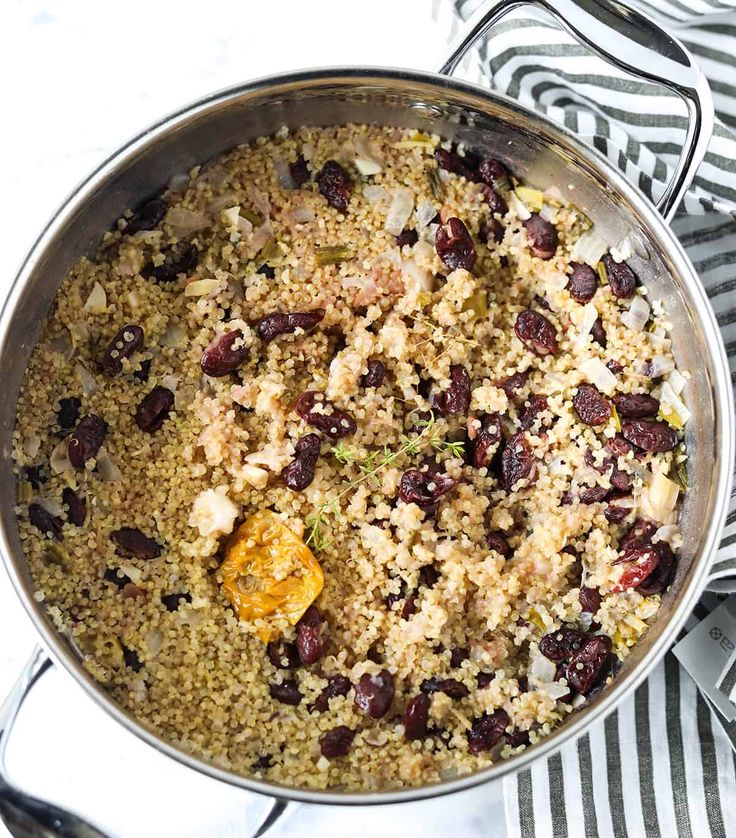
[0,2,505,836]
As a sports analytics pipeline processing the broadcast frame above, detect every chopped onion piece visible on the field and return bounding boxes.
[667,368,687,396]
[184,278,222,298]
[353,135,383,175]
[355,158,382,176]
[648,354,675,379]
[50,440,72,474]
[643,472,679,522]
[48,331,74,359]
[647,332,671,352]
[571,303,598,348]
[165,207,210,236]
[160,374,179,392]
[284,205,315,225]
[363,184,389,206]
[620,295,650,332]
[167,172,190,193]
[161,321,187,347]
[251,222,273,253]
[272,156,296,190]
[508,190,531,221]
[34,496,63,517]
[528,644,557,687]
[401,258,434,291]
[580,357,617,395]
[83,282,107,314]
[23,434,41,458]
[220,206,240,228]
[68,322,89,351]
[658,381,691,429]
[570,230,608,266]
[539,681,573,701]
[653,524,680,545]
[609,236,633,263]
[74,363,97,397]
[546,270,569,293]
[416,200,437,229]
[97,450,123,482]
[539,203,556,222]
[515,187,544,213]
[248,186,271,219]
[384,187,415,236]
[543,184,566,205]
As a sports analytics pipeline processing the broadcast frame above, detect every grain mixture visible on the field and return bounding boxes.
[12,124,690,790]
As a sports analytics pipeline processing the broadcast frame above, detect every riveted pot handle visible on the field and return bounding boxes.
[438,0,715,222]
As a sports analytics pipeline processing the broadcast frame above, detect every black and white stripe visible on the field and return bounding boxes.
[442,0,736,834]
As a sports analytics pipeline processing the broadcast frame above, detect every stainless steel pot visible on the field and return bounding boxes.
[1,0,733,831]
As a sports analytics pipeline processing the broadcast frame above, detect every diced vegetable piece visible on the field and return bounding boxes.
[514,186,544,214]
[620,295,650,332]
[462,290,488,317]
[315,245,355,267]
[571,230,608,267]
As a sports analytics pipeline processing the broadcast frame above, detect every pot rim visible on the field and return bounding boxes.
[1,65,733,806]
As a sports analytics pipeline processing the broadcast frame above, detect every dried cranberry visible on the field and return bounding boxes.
[567,262,598,303]
[621,418,677,453]
[257,263,276,279]
[620,518,658,550]
[579,485,609,504]
[256,309,325,344]
[317,160,352,212]
[68,414,108,469]
[201,330,249,377]
[539,627,588,662]
[23,465,46,489]
[566,635,612,694]
[495,371,529,398]
[573,384,611,426]
[398,459,456,514]
[434,147,475,180]
[103,568,132,589]
[579,587,602,614]
[161,592,192,611]
[283,433,321,491]
[602,254,636,299]
[419,564,440,589]
[468,413,503,469]
[467,709,510,754]
[123,646,143,672]
[501,432,535,491]
[487,532,511,558]
[267,641,300,670]
[477,158,508,187]
[396,228,419,248]
[435,217,476,271]
[610,469,631,492]
[479,216,504,245]
[135,386,174,433]
[28,503,63,540]
[637,541,676,595]
[133,358,152,382]
[450,647,470,668]
[296,605,325,665]
[143,242,199,283]
[477,671,496,689]
[420,678,469,699]
[519,395,548,431]
[290,155,310,187]
[611,543,660,592]
[312,674,352,712]
[514,309,558,356]
[361,359,385,389]
[433,364,471,416]
[125,197,167,235]
[506,729,531,747]
[607,359,624,376]
[606,434,634,459]
[269,680,302,706]
[481,184,507,215]
[62,487,86,527]
[354,670,394,719]
[294,391,356,439]
[320,725,355,758]
[403,693,430,740]
[613,393,660,419]
[112,528,162,560]
[401,591,419,619]
[102,325,144,376]
[591,317,607,348]
[55,397,82,436]
[605,494,633,523]
[523,214,558,259]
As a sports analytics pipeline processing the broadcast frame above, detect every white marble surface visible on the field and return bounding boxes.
[0,2,506,836]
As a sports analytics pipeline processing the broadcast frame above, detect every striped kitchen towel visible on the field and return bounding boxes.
[441,0,736,835]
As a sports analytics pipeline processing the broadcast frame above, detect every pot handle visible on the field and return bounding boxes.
[438,0,715,222]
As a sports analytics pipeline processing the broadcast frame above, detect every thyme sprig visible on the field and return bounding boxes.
[304,414,464,550]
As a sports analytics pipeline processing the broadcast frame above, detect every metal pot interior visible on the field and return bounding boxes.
[0,70,730,803]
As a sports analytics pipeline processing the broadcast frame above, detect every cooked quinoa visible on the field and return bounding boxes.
[12,124,690,790]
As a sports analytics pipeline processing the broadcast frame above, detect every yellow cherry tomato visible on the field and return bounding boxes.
[220,510,323,642]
